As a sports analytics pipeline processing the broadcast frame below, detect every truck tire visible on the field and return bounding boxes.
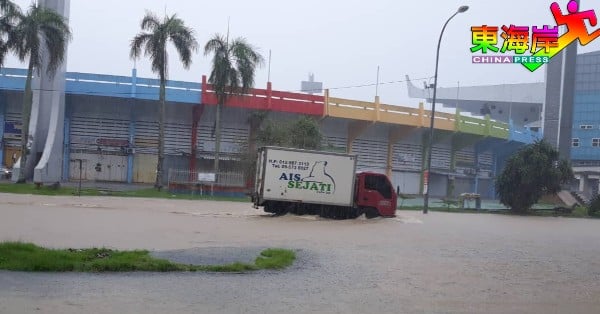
[364,207,379,219]
[264,201,288,216]
[276,202,290,216]
[319,206,330,219]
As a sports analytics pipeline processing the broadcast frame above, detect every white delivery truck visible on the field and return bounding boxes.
[252,146,397,219]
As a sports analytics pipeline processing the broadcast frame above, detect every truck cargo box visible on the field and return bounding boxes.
[255,147,357,207]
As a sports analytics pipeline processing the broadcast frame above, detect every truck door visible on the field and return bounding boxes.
[357,173,397,217]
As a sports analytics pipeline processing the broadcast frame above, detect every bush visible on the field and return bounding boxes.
[242,115,323,184]
[588,194,600,217]
[495,140,573,214]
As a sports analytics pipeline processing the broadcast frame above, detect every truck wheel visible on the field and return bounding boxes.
[296,204,305,216]
[264,202,274,214]
[265,201,288,216]
[365,207,379,219]
[276,202,290,216]
[319,207,330,219]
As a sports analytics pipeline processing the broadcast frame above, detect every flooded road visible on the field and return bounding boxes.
[1,193,599,313]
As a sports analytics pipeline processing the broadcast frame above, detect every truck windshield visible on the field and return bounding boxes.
[364,175,392,199]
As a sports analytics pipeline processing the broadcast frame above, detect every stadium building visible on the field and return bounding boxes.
[2,0,577,200]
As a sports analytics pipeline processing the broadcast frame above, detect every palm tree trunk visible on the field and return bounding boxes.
[156,77,166,190]
[17,58,35,183]
[214,102,221,177]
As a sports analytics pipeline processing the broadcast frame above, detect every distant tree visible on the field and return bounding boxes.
[241,116,322,185]
[587,194,600,217]
[204,34,263,175]
[10,3,71,182]
[288,116,322,149]
[255,119,288,148]
[130,11,198,189]
[255,115,322,150]
[496,140,573,213]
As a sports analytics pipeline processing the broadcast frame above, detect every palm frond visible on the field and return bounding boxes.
[231,39,263,92]
[140,11,160,31]
[36,7,71,76]
[7,3,70,76]
[0,42,8,66]
[129,33,151,59]
[0,0,20,15]
[204,34,227,56]
[130,12,197,81]
[227,66,240,94]
[167,17,198,69]
[204,34,264,104]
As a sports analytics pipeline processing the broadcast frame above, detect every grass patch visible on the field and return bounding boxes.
[401,205,593,218]
[571,206,589,218]
[193,249,296,272]
[0,183,248,202]
[396,206,505,214]
[532,205,592,218]
[254,248,296,270]
[0,183,79,196]
[422,207,501,214]
[0,242,295,273]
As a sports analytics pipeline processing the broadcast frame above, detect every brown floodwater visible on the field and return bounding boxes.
[1,193,599,314]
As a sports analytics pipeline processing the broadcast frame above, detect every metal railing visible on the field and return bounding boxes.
[167,169,246,193]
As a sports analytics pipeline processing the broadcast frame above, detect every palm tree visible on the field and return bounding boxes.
[204,34,263,174]
[130,11,198,189]
[10,3,71,182]
[0,0,19,67]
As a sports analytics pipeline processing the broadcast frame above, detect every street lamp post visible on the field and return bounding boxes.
[423,5,469,214]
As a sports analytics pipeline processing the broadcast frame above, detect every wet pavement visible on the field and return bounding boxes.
[1,193,599,314]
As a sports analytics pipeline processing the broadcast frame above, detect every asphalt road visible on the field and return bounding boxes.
[1,193,599,314]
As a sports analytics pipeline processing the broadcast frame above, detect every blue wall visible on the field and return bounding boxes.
[572,92,600,160]
[0,68,202,104]
[572,51,600,162]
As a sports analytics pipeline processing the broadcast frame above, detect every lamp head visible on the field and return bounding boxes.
[458,5,469,13]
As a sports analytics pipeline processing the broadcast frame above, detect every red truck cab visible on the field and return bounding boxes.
[355,172,397,217]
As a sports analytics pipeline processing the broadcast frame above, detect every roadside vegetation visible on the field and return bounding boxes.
[496,140,573,214]
[396,205,596,218]
[587,195,600,218]
[0,242,295,272]
[0,183,248,202]
[396,195,599,219]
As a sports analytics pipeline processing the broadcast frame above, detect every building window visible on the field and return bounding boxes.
[580,125,593,129]
[593,138,600,147]
[573,138,580,147]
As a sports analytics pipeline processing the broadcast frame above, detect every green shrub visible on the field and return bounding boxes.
[588,194,600,217]
[495,140,573,214]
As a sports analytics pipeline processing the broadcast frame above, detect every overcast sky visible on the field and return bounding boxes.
[5,0,600,108]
